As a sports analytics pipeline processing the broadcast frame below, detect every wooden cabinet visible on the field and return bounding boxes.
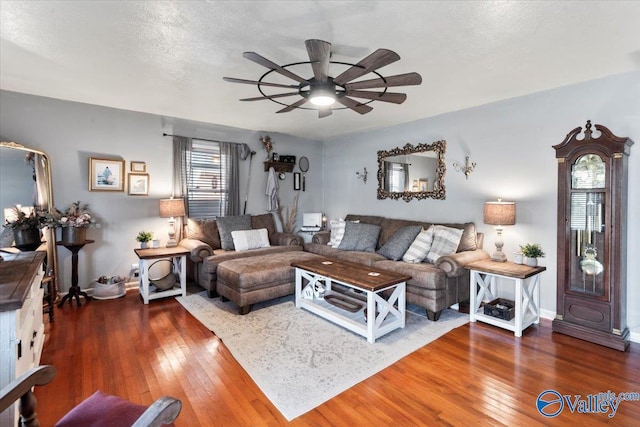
[552,121,633,351]
[0,251,46,425]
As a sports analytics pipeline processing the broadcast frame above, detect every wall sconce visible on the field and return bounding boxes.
[356,167,368,183]
[453,156,476,179]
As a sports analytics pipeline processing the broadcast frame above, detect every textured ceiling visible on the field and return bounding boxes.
[1,1,639,141]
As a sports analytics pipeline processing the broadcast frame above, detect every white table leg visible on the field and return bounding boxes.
[366,292,375,343]
[139,259,149,304]
[178,255,186,297]
[515,278,523,337]
[295,268,302,307]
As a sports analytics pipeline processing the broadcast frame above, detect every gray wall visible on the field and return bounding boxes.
[0,91,323,293]
[322,71,640,338]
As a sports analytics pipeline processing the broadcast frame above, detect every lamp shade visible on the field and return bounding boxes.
[484,200,516,226]
[159,198,185,218]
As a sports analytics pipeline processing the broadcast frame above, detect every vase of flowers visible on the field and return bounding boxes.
[3,205,46,251]
[136,231,153,249]
[46,201,100,244]
[519,243,545,267]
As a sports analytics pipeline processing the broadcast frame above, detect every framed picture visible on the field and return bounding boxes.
[419,178,429,192]
[128,173,149,196]
[131,161,146,172]
[89,157,125,191]
[293,172,301,191]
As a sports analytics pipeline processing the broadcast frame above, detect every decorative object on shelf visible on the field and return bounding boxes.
[45,200,100,244]
[279,155,297,163]
[261,135,273,160]
[159,198,185,248]
[298,156,309,191]
[552,120,633,351]
[136,231,154,249]
[301,284,314,299]
[272,152,279,162]
[519,243,545,267]
[130,161,146,172]
[276,194,298,234]
[293,172,301,190]
[128,173,149,196]
[483,199,516,262]
[89,157,125,192]
[453,156,476,179]
[356,167,368,183]
[148,259,177,291]
[3,205,46,251]
[223,39,422,118]
[513,252,523,265]
[377,140,446,201]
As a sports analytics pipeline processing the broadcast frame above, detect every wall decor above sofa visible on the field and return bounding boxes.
[377,140,446,201]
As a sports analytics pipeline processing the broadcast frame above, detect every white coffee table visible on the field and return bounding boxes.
[292,258,410,343]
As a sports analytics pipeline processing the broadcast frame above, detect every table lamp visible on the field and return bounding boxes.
[159,198,185,248]
[484,199,516,262]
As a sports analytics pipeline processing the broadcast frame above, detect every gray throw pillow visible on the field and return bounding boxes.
[337,222,381,253]
[216,215,251,250]
[377,225,422,261]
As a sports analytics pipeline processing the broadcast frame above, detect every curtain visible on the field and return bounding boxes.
[402,163,410,192]
[223,142,240,216]
[173,136,191,241]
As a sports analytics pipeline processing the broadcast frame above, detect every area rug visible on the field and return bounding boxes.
[177,292,468,420]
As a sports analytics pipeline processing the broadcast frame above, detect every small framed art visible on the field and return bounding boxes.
[131,161,146,172]
[128,173,149,196]
[89,157,125,191]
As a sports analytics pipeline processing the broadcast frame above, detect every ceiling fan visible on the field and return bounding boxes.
[223,39,422,118]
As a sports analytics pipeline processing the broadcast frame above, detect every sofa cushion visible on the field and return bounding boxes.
[378,218,432,249]
[231,228,270,251]
[216,215,251,250]
[338,222,381,253]
[402,226,435,263]
[203,245,303,274]
[187,218,221,249]
[377,225,422,261]
[425,225,464,263]
[328,219,360,248]
[251,213,277,236]
[335,250,387,267]
[374,259,446,290]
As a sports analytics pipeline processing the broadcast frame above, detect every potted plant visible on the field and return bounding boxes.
[45,201,100,244]
[2,205,46,251]
[136,231,153,248]
[519,243,545,267]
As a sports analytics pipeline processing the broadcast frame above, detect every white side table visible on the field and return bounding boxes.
[466,260,546,337]
[134,247,188,304]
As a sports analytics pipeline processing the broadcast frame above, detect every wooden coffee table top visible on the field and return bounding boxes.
[291,257,411,292]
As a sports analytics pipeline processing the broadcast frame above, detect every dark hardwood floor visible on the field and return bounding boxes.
[36,289,639,426]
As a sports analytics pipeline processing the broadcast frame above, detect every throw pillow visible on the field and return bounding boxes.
[402,226,435,263]
[378,225,422,261]
[216,215,251,250]
[337,222,381,253]
[187,218,221,249]
[425,225,464,263]
[231,228,270,251]
[328,219,360,248]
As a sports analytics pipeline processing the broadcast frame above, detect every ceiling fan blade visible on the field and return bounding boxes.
[243,52,308,84]
[336,96,373,115]
[333,49,401,85]
[276,98,308,113]
[318,107,332,118]
[345,90,407,104]
[223,77,299,89]
[240,92,300,101]
[345,72,422,90]
[305,39,331,82]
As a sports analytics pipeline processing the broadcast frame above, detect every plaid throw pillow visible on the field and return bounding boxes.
[425,225,464,263]
[402,226,435,263]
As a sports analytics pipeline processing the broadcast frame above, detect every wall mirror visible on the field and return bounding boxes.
[377,140,446,201]
[0,141,58,282]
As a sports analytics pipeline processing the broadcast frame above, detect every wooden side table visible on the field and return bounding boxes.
[56,240,94,307]
[134,246,188,304]
[466,260,546,337]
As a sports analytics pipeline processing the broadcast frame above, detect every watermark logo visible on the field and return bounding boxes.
[536,389,639,418]
[537,390,564,417]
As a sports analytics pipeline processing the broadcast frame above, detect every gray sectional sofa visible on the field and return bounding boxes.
[304,214,490,320]
[179,213,303,297]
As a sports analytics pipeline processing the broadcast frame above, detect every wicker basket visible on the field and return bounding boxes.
[92,276,126,300]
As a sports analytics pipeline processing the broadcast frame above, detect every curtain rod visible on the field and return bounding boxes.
[162,132,246,146]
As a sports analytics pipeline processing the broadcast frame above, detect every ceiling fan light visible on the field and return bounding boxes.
[309,94,336,106]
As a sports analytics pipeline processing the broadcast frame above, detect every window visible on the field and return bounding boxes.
[185,140,229,219]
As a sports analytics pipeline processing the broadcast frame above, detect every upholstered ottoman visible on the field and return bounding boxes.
[217,251,323,314]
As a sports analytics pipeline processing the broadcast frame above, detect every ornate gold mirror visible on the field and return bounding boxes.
[377,140,446,201]
[0,141,58,282]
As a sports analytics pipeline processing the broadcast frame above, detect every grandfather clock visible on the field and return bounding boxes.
[552,121,633,351]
